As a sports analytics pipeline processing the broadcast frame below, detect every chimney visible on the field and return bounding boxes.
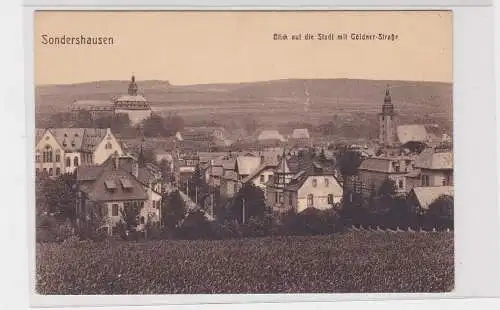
[132,160,139,178]
[113,153,119,170]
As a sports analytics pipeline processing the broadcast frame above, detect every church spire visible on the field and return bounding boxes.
[128,75,138,96]
[382,84,394,114]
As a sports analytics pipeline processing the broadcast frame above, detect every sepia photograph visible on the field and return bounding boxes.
[34,10,454,295]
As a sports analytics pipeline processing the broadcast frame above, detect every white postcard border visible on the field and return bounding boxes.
[21,4,500,309]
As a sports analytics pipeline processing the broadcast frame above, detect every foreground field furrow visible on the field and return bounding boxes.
[36,232,454,294]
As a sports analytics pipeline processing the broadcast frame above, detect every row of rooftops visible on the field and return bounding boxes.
[35,127,113,153]
[357,147,453,173]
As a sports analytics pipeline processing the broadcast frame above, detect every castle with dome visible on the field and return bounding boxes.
[72,75,152,126]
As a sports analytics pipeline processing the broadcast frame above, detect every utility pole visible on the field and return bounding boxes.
[211,191,214,218]
[242,197,246,224]
[195,186,198,205]
[186,179,189,197]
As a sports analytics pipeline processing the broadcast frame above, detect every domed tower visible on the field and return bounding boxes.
[378,85,397,146]
[128,75,139,96]
[113,74,152,126]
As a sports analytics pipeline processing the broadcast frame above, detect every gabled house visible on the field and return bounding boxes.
[76,154,162,235]
[415,148,453,187]
[407,186,454,215]
[283,171,343,214]
[35,127,124,177]
[266,150,336,213]
[235,156,262,181]
[348,156,417,198]
[289,128,312,148]
[240,156,280,196]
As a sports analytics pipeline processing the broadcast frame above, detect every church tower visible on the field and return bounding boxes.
[378,85,397,146]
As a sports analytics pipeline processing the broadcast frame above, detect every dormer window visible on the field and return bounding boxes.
[104,179,117,191]
[312,179,318,188]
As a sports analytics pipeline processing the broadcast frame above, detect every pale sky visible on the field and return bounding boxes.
[35,11,452,85]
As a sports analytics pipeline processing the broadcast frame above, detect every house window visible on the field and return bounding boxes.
[312,179,318,188]
[421,175,430,186]
[43,168,47,175]
[48,168,53,176]
[233,183,238,194]
[55,154,60,162]
[56,167,61,176]
[275,193,279,203]
[35,168,39,176]
[140,216,145,224]
[442,178,447,186]
[260,175,265,183]
[328,194,334,204]
[35,154,40,162]
[112,204,119,216]
[279,193,284,204]
[324,178,330,187]
[66,157,71,167]
[307,194,314,207]
[289,193,293,206]
[43,146,53,163]
[74,157,79,167]
[398,180,404,189]
[105,142,112,149]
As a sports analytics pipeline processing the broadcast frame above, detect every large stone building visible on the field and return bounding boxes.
[113,76,152,126]
[35,127,124,177]
[72,75,152,126]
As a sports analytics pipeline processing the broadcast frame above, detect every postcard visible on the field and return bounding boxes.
[33,10,454,297]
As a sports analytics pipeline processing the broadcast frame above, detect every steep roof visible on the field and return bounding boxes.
[81,128,109,152]
[39,128,110,153]
[35,129,46,145]
[76,166,105,182]
[415,148,453,170]
[235,156,262,176]
[358,157,393,173]
[222,158,236,171]
[77,156,153,202]
[411,186,454,210]
[284,171,341,192]
[291,128,310,139]
[85,170,148,202]
[222,170,238,181]
[208,166,224,177]
[257,130,285,142]
[397,125,428,145]
[198,152,228,164]
[114,94,148,103]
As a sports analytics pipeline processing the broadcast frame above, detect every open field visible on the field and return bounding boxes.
[36,232,454,294]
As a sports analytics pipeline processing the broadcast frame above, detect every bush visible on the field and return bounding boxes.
[284,208,340,236]
[55,219,75,242]
[176,210,214,240]
[145,222,163,240]
[213,220,242,239]
[241,215,275,237]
